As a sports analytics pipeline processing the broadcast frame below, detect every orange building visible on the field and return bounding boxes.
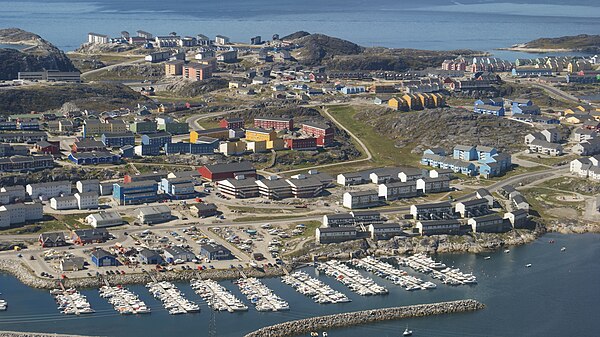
[183,63,213,81]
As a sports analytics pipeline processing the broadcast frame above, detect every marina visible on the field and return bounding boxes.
[316,260,388,296]
[190,278,248,312]
[350,257,437,291]
[99,285,151,315]
[236,277,290,312]
[146,281,200,315]
[399,254,477,286]
[281,271,351,304]
[50,287,94,315]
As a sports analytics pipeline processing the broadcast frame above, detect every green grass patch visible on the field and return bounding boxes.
[326,105,421,167]
[516,154,577,167]
[539,176,600,196]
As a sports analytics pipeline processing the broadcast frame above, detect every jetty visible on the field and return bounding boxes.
[399,254,477,285]
[236,277,289,312]
[50,287,94,315]
[282,271,351,304]
[316,260,388,296]
[146,281,200,314]
[99,285,151,315]
[243,299,485,337]
[190,279,248,312]
[350,257,436,291]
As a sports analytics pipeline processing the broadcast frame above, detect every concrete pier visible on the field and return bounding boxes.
[244,299,485,337]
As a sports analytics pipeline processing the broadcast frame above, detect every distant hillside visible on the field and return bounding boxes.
[0,28,78,80]
[285,31,483,71]
[520,34,600,53]
[0,83,149,114]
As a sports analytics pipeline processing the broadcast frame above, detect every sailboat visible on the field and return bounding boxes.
[403,326,413,336]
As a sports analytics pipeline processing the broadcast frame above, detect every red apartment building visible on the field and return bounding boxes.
[284,137,317,150]
[219,118,244,130]
[301,122,334,147]
[253,117,293,130]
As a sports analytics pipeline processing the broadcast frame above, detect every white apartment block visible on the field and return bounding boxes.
[0,203,43,228]
[26,181,71,199]
[75,192,99,210]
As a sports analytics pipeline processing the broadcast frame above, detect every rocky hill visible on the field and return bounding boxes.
[0,28,78,80]
[163,78,229,97]
[285,31,483,71]
[353,106,534,154]
[519,34,600,53]
[0,82,150,114]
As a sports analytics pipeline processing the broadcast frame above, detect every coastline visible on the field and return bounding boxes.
[2,224,598,290]
[496,47,575,53]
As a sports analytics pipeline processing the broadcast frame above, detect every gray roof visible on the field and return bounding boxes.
[454,145,476,151]
[471,214,503,222]
[370,223,402,229]
[459,199,488,207]
[204,161,255,174]
[318,227,357,233]
[413,202,452,209]
[91,248,114,259]
[476,188,491,197]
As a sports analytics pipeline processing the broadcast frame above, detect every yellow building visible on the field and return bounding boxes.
[267,138,285,150]
[564,106,587,115]
[402,94,423,110]
[190,128,229,143]
[82,119,127,136]
[165,60,184,76]
[219,141,246,156]
[245,128,277,142]
[430,93,445,107]
[388,97,409,111]
[417,93,435,109]
[229,81,241,89]
[246,140,268,153]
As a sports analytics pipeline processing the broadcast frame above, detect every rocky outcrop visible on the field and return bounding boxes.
[0,28,78,80]
[244,299,485,337]
[163,78,228,97]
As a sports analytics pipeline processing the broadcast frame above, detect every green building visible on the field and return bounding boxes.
[161,122,189,135]
[129,121,157,134]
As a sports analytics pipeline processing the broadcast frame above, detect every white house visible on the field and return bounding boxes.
[26,181,71,199]
[342,191,380,209]
[50,196,78,210]
[76,180,100,194]
[86,211,123,228]
[75,192,99,210]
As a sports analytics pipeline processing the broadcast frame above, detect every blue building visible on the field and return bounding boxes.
[141,132,172,147]
[474,98,503,107]
[91,249,118,267]
[137,248,163,265]
[200,244,233,260]
[68,151,121,165]
[512,98,532,107]
[453,145,477,161]
[512,67,552,77]
[512,104,540,115]
[101,132,135,148]
[474,104,505,116]
[120,145,134,158]
[134,144,161,156]
[112,181,159,205]
[164,141,218,155]
[476,146,498,162]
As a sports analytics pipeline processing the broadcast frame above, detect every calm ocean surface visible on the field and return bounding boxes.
[0,0,599,58]
[1,232,599,337]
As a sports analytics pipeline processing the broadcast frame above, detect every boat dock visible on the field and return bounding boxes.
[190,279,248,312]
[282,271,351,304]
[50,287,94,315]
[350,257,436,291]
[236,277,290,312]
[398,254,477,285]
[316,260,388,296]
[99,285,151,315]
[146,281,200,315]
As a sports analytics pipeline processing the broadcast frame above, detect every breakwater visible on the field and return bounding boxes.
[0,258,287,290]
[244,299,485,337]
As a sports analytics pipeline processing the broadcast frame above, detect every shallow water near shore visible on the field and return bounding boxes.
[0,232,598,337]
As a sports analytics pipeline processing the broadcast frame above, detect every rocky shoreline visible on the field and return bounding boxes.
[0,332,96,337]
[244,299,485,337]
[0,258,288,290]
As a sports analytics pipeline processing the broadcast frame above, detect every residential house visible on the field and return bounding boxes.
[316,227,358,244]
[342,191,381,209]
[468,214,507,233]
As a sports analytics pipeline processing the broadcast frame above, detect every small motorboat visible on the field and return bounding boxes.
[525,264,532,268]
[504,249,510,253]
[561,247,566,252]
[549,240,555,244]
[323,333,328,337]
[403,326,413,336]
[484,256,491,260]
